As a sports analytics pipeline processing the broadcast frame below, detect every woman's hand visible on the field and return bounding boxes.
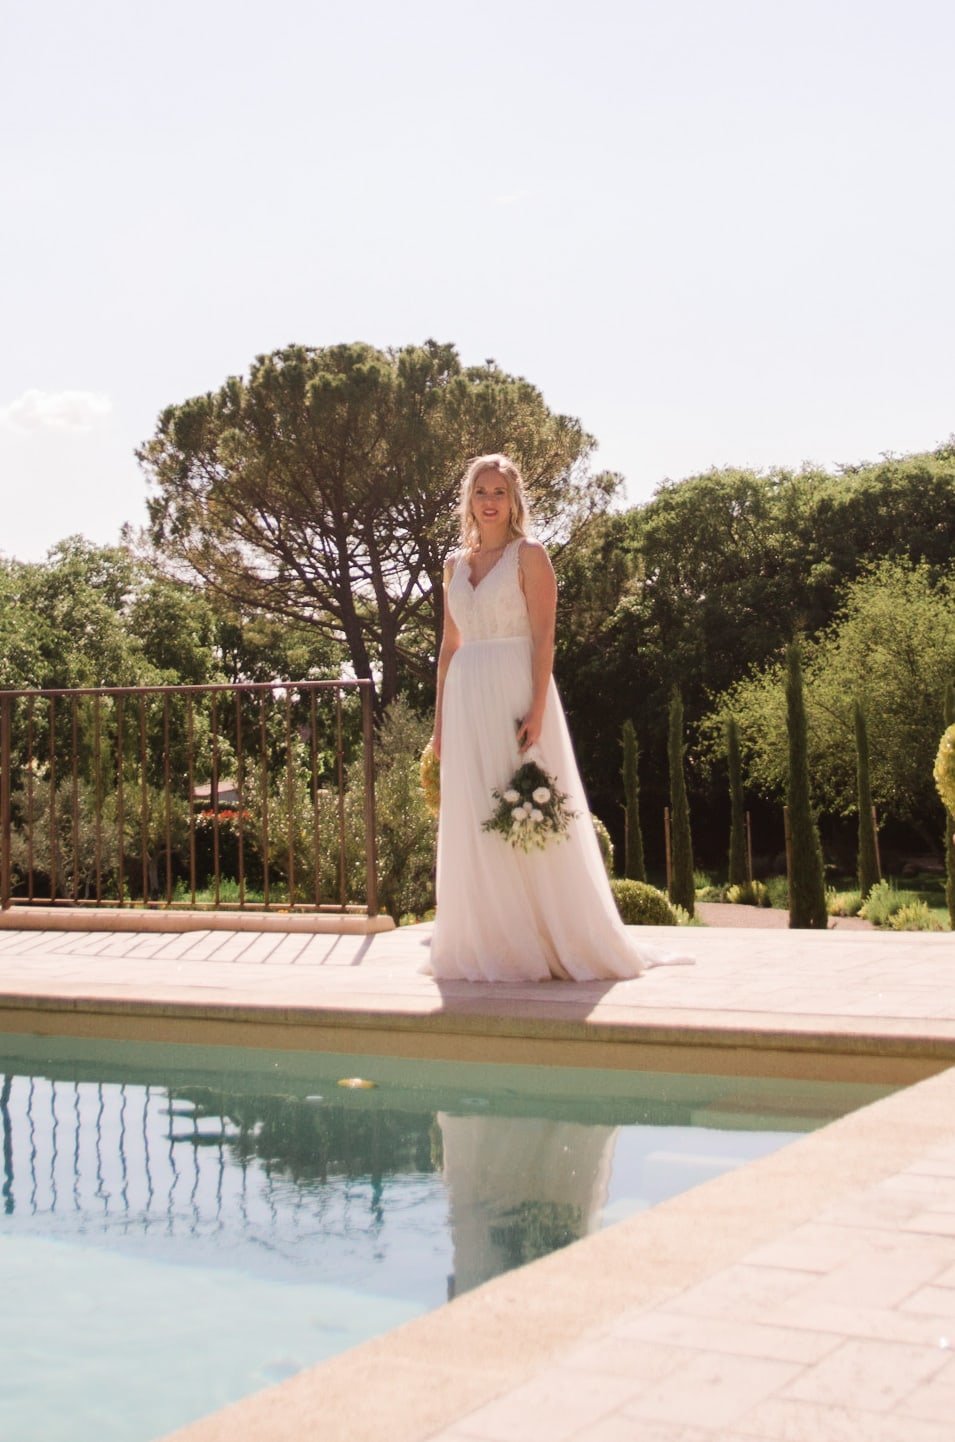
[430,728,441,762]
[517,710,544,753]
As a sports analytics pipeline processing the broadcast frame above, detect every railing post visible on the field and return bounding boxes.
[362,684,379,917]
[1,694,11,909]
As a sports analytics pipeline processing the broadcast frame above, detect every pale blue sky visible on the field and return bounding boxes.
[3,0,953,561]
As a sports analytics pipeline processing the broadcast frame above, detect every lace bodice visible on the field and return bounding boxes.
[447,538,532,643]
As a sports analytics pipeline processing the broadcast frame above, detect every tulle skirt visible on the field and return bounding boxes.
[429,636,689,981]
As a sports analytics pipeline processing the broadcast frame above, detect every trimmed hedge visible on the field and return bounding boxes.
[610,879,678,926]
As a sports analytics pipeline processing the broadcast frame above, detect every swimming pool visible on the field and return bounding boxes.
[0,1032,895,1442]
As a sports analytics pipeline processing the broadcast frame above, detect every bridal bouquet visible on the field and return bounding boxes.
[483,759,576,852]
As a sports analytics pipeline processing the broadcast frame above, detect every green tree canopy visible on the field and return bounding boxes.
[700,560,955,836]
[141,340,617,709]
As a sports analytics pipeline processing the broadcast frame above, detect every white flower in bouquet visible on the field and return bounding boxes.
[484,760,577,852]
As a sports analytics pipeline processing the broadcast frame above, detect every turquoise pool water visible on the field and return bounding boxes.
[0,1033,895,1442]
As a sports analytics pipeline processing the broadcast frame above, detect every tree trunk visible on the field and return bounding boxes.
[667,689,695,915]
[621,719,645,881]
[786,643,828,928]
[854,701,880,899]
[726,716,747,887]
[945,681,955,930]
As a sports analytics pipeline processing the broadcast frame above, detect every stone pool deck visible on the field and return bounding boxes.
[0,917,953,1441]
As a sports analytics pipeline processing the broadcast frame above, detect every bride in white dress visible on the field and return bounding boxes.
[428,453,691,981]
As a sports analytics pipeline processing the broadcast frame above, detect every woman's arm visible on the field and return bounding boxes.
[431,558,462,760]
[516,540,557,752]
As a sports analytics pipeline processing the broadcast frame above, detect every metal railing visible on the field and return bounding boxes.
[0,680,378,915]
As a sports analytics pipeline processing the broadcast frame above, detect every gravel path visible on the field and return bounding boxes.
[694,900,873,930]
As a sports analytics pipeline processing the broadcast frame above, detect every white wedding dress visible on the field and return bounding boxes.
[429,538,691,981]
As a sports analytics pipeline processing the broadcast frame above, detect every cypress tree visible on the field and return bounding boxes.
[946,681,955,931]
[854,700,880,899]
[621,719,646,881]
[667,687,695,915]
[726,716,747,886]
[785,642,828,928]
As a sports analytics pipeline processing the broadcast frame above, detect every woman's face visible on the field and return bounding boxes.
[470,469,511,531]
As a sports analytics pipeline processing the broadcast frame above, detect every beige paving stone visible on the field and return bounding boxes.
[443,1371,645,1442]
[569,1420,717,1442]
[797,1244,955,1310]
[561,1334,690,1383]
[892,1365,955,1423]
[902,1212,955,1237]
[737,1397,955,1441]
[779,1337,948,1411]
[663,1264,816,1322]
[901,1284,955,1317]
[773,1298,955,1348]
[620,1352,802,1429]
[742,1221,892,1273]
[609,1310,842,1365]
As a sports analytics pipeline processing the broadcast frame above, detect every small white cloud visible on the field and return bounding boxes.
[0,388,112,433]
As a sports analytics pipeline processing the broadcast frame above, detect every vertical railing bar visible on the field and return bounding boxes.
[139,695,149,904]
[234,691,245,908]
[163,695,172,906]
[70,698,79,903]
[285,690,295,908]
[260,697,269,908]
[0,694,11,910]
[186,698,196,906]
[335,687,346,909]
[310,690,320,908]
[93,697,102,903]
[211,694,220,908]
[116,696,125,906]
[48,696,57,902]
[26,698,35,902]
[361,683,379,918]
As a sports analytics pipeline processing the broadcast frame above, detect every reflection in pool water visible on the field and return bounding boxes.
[0,1033,894,1442]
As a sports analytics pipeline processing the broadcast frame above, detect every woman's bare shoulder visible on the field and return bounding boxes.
[517,537,552,569]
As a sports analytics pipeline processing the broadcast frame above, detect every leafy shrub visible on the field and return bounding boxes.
[935,723,955,815]
[694,871,723,901]
[592,815,614,877]
[887,901,944,932]
[763,875,789,909]
[610,879,678,926]
[695,884,724,902]
[859,879,920,926]
[671,904,705,926]
[826,888,863,917]
[725,880,771,907]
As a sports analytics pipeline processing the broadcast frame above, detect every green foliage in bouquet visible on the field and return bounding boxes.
[483,760,576,852]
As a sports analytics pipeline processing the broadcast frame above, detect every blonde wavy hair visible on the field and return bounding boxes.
[458,453,530,550]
